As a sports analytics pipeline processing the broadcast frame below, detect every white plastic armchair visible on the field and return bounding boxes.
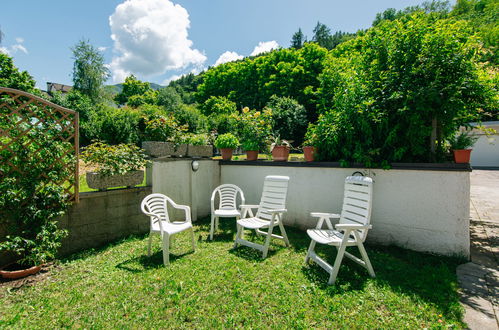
[210,184,245,240]
[141,193,195,266]
[233,175,290,258]
[305,176,375,285]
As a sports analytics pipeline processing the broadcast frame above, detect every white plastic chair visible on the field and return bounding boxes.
[305,176,375,285]
[210,184,246,240]
[233,175,290,258]
[141,193,195,266]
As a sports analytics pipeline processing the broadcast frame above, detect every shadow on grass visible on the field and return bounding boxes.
[116,249,195,272]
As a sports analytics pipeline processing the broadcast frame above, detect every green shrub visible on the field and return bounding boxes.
[143,115,187,143]
[86,106,141,145]
[201,96,237,116]
[173,104,208,133]
[311,13,493,165]
[233,107,273,151]
[265,95,307,145]
[183,133,210,145]
[157,86,182,111]
[81,141,148,176]
[214,133,239,149]
[0,121,70,266]
[208,113,238,135]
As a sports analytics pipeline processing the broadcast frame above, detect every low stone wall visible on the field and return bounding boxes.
[58,187,151,256]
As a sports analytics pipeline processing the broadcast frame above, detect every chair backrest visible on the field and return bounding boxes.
[339,176,374,241]
[256,175,290,221]
[141,193,170,223]
[212,184,245,210]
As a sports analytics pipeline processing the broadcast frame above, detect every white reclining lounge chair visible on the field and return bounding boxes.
[141,193,195,266]
[210,184,245,240]
[233,175,290,258]
[305,176,375,285]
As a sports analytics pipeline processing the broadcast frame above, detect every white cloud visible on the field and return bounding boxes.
[109,0,206,83]
[0,47,10,55]
[214,51,243,66]
[11,44,27,54]
[15,37,24,43]
[98,46,107,52]
[162,74,183,85]
[250,41,279,56]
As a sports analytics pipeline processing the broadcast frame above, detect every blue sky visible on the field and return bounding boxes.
[0,0,442,89]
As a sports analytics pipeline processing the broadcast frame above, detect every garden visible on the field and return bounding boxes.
[0,0,498,328]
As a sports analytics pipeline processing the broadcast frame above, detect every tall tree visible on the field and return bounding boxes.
[290,28,306,49]
[312,22,333,50]
[71,39,110,102]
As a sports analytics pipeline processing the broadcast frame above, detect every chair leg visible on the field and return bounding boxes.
[233,224,242,249]
[357,241,375,277]
[162,234,170,266]
[305,240,316,263]
[328,243,347,285]
[278,221,290,247]
[262,225,274,258]
[209,215,215,240]
[191,227,196,251]
[147,232,152,256]
[215,217,219,231]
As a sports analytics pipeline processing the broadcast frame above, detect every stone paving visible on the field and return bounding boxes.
[458,170,499,329]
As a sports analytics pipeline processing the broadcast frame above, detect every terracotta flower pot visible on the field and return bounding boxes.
[272,146,290,161]
[303,146,316,162]
[453,149,472,163]
[220,148,234,161]
[246,150,259,161]
[0,264,41,279]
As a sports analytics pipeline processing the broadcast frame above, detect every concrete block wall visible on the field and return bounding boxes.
[58,187,151,256]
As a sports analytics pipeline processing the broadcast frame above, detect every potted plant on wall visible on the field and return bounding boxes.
[449,131,478,164]
[302,127,317,162]
[184,133,213,158]
[1,126,70,279]
[214,133,240,161]
[270,136,291,162]
[82,141,149,190]
[141,115,188,158]
[237,107,272,161]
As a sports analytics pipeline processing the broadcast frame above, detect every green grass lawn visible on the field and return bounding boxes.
[0,218,464,328]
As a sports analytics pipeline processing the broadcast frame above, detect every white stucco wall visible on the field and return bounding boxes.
[152,159,220,221]
[469,122,499,168]
[221,166,470,258]
[151,159,470,258]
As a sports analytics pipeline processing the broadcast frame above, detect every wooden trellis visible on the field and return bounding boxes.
[0,87,79,202]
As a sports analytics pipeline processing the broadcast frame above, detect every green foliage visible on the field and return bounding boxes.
[214,133,239,149]
[183,133,210,145]
[265,95,307,145]
[232,107,273,151]
[49,89,95,145]
[0,53,36,92]
[143,115,187,143]
[312,22,334,50]
[156,86,182,110]
[173,104,208,134]
[0,120,70,266]
[373,1,451,26]
[86,106,141,145]
[81,141,148,176]
[208,113,238,135]
[197,43,328,122]
[115,75,156,107]
[71,39,110,102]
[311,13,493,165]
[201,96,237,116]
[448,131,479,149]
[290,28,306,49]
[167,72,204,104]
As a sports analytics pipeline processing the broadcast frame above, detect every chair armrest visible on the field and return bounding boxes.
[310,212,340,218]
[169,203,192,222]
[335,223,372,230]
[269,208,287,214]
[240,204,259,209]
